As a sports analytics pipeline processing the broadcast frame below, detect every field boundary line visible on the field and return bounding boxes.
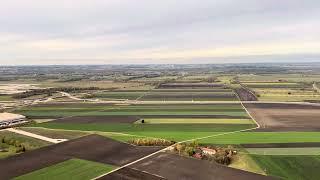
[233,90,260,128]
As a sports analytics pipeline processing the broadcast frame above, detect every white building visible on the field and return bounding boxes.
[0,113,27,128]
[200,147,217,155]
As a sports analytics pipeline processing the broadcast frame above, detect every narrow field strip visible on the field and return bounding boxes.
[135,118,254,124]
[15,159,116,180]
[245,147,320,155]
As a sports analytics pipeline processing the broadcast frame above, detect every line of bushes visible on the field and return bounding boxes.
[128,138,175,146]
[12,87,101,99]
[0,136,26,153]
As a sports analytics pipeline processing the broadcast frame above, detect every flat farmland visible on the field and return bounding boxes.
[199,132,320,144]
[16,103,248,118]
[90,91,147,100]
[31,123,255,142]
[23,102,256,141]
[250,155,320,180]
[135,118,254,124]
[158,83,225,89]
[140,91,238,101]
[15,158,115,180]
[238,74,320,83]
[242,81,320,102]
[245,103,320,131]
[0,135,160,179]
[127,152,272,180]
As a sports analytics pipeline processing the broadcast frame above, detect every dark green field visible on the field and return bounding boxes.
[16,103,248,118]
[15,158,115,180]
[251,155,320,180]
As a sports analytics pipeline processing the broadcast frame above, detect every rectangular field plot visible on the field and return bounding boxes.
[246,147,320,155]
[250,155,320,180]
[135,118,254,124]
[199,132,320,145]
[140,91,238,101]
[31,123,255,142]
[15,159,115,180]
[90,91,147,100]
[242,81,320,101]
[17,103,248,118]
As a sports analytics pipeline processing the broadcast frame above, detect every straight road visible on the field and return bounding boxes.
[5,128,67,144]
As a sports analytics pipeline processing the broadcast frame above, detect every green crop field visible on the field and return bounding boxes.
[250,155,320,180]
[246,147,320,155]
[136,118,253,124]
[199,132,320,144]
[91,91,146,100]
[16,103,248,118]
[29,123,255,141]
[14,159,115,180]
[0,95,13,101]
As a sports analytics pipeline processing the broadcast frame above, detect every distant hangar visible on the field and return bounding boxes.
[0,113,27,128]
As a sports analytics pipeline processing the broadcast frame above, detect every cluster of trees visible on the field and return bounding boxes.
[203,147,236,165]
[0,136,26,153]
[12,87,100,99]
[128,138,175,146]
[172,142,237,166]
[174,141,199,156]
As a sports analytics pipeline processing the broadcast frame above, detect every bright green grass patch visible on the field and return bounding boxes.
[229,153,266,175]
[246,147,320,155]
[200,132,320,144]
[251,155,320,180]
[29,123,255,141]
[136,118,253,124]
[15,158,115,180]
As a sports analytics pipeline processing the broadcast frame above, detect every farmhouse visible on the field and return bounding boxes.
[200,147,217,155]
[0,113,27,128]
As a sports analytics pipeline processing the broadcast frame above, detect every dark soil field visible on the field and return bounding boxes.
[242,142,320,148]
[245,103,320,131]
[130,152,275,180]
[54,116,140,123]
[158,83,224,89]
[99,167,166,180]
[234,88,257,101]
[0,135,161,179]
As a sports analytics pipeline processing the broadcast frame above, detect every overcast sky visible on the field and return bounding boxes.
[1,0,320,65]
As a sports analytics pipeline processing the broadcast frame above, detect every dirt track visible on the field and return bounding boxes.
[245,103,320,131]
[0,135,161,179]
[129,152,274,180]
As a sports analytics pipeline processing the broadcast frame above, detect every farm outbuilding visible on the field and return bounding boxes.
[0,113,27,128]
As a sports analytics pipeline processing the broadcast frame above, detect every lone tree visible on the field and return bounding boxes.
[141,119,145,123]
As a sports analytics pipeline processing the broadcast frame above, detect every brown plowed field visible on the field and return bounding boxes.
[234,88,257,101]
[99,167,166,180]
[54,116,140,123]
[245,103,320,131]
[0,135,161,179]
[130,152,275,180]
[158,83,224,89]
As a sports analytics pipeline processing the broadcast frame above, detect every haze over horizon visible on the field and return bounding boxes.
[1,0,320,65]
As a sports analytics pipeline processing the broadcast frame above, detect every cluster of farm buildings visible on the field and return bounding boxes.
[0,113,27,128]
